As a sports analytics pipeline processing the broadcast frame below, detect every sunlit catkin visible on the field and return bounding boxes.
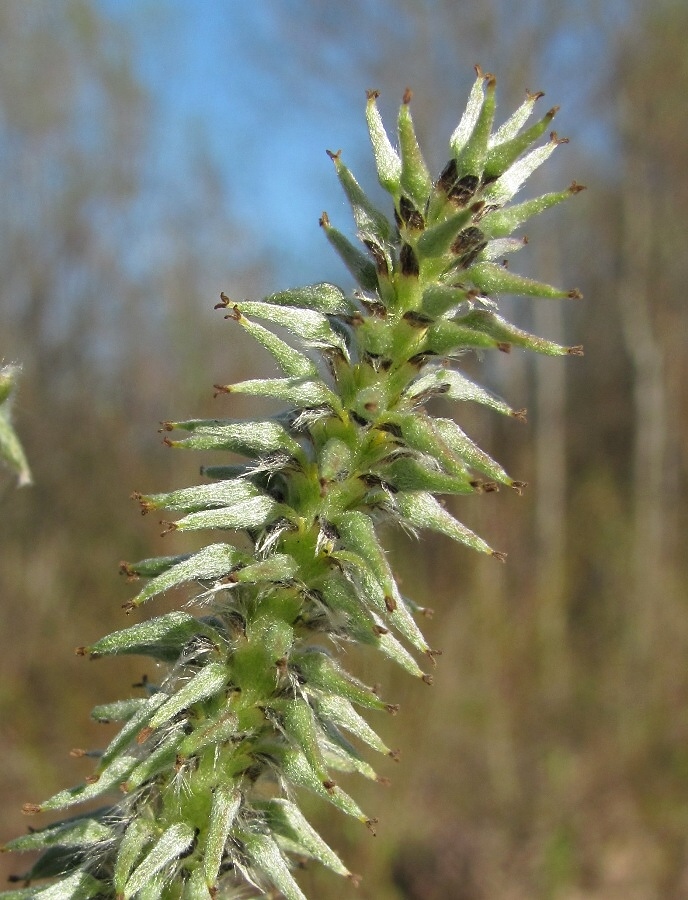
[1,69,581,900]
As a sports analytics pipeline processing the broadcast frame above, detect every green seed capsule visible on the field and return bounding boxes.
[398,89,432,209]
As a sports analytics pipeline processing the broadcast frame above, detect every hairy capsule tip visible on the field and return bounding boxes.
[511,480,528,495]
[567,288,583,299]
[366,88,380,101]
[567,345,585,356]
[75,646,87,656]
[422,673,434,685]
[512,408,528,422]
[325,148,341,161]
[365,818,379,835]
[22,803,42,815]
[122,601,137,614]
[319,211,330,228]
[492,550,508,563]
[386,704,400,715]
[388,749,401,762]
[402,86,412,104]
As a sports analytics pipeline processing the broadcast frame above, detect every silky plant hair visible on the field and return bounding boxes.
[2,68,583,900]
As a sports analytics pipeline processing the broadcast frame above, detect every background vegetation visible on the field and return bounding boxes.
[2,1,687,897]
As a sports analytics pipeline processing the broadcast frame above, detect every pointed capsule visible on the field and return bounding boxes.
[128,543,247,608]
[406,367,516,417]
[380,456,476,496]
[236,829,308,900]
[122,733,185,792]
[450,69,488,157]
[276,698,331,785]
[424,316,503,354]
[433,416,514,486]
[90,697,148,724]
[481,134,560,205]
[233,299,348,354]
[12,870,105,898]
[278,747,371,824]
[320,574,426,676]
[261,798,352,878]
[119,553,191,580]
[37,754,139,813]
[98,694,168,768]
[123,823,196,899]
[420,283,470,317]
[394,491,498,557]
[490,89,545,146]
[316,694,391,756]
[233,552,298,584]
[321,734,380,781]
[366,89,402,194]
[79,611,223,663]
[163,420,304,461]
[260,281,355,314]
[457,309,585,356]
[398,89,432,209]
[480,182,586,239]
[293,648,392,712]
[3,818,114,854]
[179,708,240,757]
[114,820,157,896]
[466,261,581,300]
[334,510,430,653]
[147,662,228,731]
[483,105,558,181]
[454,71,497,179]
[135,479,267,515]
[168,494,284,534]
[220,376,343,413]
[230,313,318,379]
[203,785,241,888]
[327,149,393,245]
[319,212,378,291]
